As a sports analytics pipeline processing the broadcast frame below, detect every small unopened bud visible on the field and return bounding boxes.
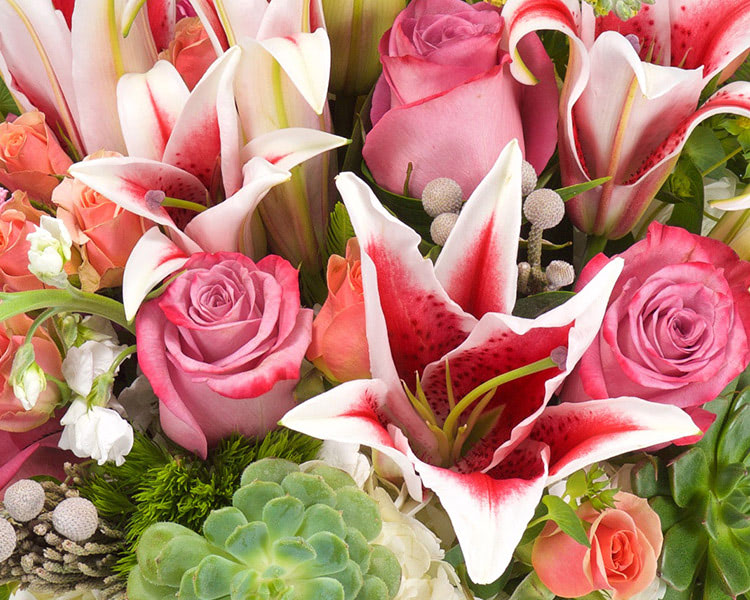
[422,178,463,218]
[521,161,538,196]
[4,479,45,522]
[10,344,46,411]
[546,260,576,289]
[26,216,72,289]
[0,518,15,561]
[523,189,565,229]
[52,497,99,542]
[430,212,459,246]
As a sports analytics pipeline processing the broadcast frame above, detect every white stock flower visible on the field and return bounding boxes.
[62,338,128,399]
[58,398,133,466]
[26,215,72,288]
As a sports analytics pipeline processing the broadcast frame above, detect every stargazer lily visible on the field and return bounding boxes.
[503,0,750,239]
[280,140,700,584]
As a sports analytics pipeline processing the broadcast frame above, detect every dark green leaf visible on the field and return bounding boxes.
[708,536,750,595]
[717,404,750,467]
[325,202,355,259]
[661,584,693,600]
[648,496,683,532]
[670,447,710,508]
[666,157,704,234]
[714,463,747,499]
[541,495,589,548]
[660,520,707,590]
[508,572,554,600]
[512,291,575,319]
[0,76,18,119]
[630,456,671,499]
[683,125,727,177]
[556,176,612,202]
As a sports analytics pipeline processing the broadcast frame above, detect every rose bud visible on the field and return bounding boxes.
[158,16,216,90]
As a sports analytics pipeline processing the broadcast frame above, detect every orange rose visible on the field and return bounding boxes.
[532,492,663,600]
[0,111,72,203]
[159,17,215,89]
[0,191,48,292]
[52,152,153,291]
[0,314,63,433]
[307,238,370,382]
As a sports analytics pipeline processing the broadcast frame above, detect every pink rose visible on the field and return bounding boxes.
[533,492,663,600]
[307,238,370,382]
[136,252,313,458]
[53,153,153,291]
[159,17,215,90]
[0,111,72,203]
[0,314,63,433]
[564,223,750,439]
[0,192,47,292]
[362,0,558,198]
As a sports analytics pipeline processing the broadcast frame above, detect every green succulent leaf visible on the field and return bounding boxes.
[194,555,245,599]
[330,560,365,600]
[335,487,382,542]
[714,463,747,499]
[717,404,750,466]
[298,504,347,539]
[293,577,346,600]
[203,507,248,547]
[355,575,390,600]
[233,481,285,522]
[263,495,306,538]
[367,545,401,598]
[670,447,710,508]
[305,465,357,490]
[660,519,707,590]
[241,458,300,487]
[630,456,671,499]
[708,535,750,595]
[224,522,270,563]
[507,571,554,600]
[648,496,682,531]
[282,472,337,508]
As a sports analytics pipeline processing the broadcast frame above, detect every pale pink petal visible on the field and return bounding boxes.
[122,226,189,320]
[532,398,701,483]
[256,0,325,39]
[279,379,425,501]
[213,0,268,40]
[71,0,158,154]
[146,0,176,50]
[184,157,290,253]
[434,140,522,318]
[532,520,594,598]
[184,0,226,54]
[241,127,348,172]
[117,60,189,160]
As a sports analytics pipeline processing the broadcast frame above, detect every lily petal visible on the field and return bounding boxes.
[279,378,425,501]
[183,157,290,252]
[256,0,325,39]
[122,226,189,320]
[434,139,522,318]
[185,0,227,54]
[530,397,702,482]
[407,439,550,584]
[117,59,189,160]
[210,0,268,40]
[241,127,348,171]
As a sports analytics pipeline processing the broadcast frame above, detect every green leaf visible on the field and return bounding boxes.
[660,519,707,590]
[648,496,683,531]
[714,463,747,500]
[325,203,356,260]
[670,447,710,508]
[661,585,693,600]
[512,291,575,319]
[717,404,750,466]
[508,572,554,600]
[666,156,704,234]
[556,176,612,202]
[683,124,727,177]
[630,456,671,499]
[0,76,18,119]
[541,495,590,547]
[708,536,750,595]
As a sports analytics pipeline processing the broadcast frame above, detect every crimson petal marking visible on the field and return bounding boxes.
[405,438,550,585]
[531,398,701,483]
[434,140,522,318]
[335,172,476,388]
[162,46,241,189]
[185,0,227,54]
[279,379,424,501]
[122,226,189,320]
[117,60,189,161]
[68,156,207,227]
[145,0,175,50]
[184,157,290,253]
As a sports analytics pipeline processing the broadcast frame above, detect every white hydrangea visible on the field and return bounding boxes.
[26,216,72,288]
[58,398,133,466]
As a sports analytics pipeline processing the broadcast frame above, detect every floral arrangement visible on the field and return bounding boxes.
[0,1,749,600]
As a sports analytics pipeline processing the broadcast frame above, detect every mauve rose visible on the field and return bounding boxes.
[362,0,558,198]
[533,492,663,600]
[136,252,313,458]
[0,191,47,292]
[53,152,153,291]
[563,223,750,438]
[159,17,215,90]
[0,314,63,433]
[307,238,370,382]
[0,111,72,203]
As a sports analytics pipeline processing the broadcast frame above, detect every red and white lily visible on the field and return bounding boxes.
[503,0,750,238]
[281,140,700,584]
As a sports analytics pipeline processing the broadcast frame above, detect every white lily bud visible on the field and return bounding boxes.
[58,398,134,466]
[523,189,565,230]
[26,216,72,288]
[9,344,46,411]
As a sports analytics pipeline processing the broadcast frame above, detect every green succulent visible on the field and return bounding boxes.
[631,381,750,600]
[128,458,402,600]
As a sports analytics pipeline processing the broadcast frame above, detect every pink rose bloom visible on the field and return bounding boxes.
[0,191,47,292]
[136,252,313,458]
[159,17,216,90]
[0,111,72,203]
[533,492,663,600]
[362,0,558,198]
[0,314,63,433]
[307,238,370,382]
[53,153,153,291]
[563,223,750,439]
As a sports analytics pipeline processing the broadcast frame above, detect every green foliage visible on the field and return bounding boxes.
[512,291,575,319]
[128,458,401,600]
[563,464,618,511]
[326,202,356,259]
[77,430,321,577]
[0,76,18,119]
[539,495,590,547]
[631,376,750,599]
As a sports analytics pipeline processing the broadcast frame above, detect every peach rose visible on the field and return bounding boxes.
[0,111,72,203]
[0,314,63,433]
[532,492,663,600]
[0,191,48,292]
[53,152,152,291]
[159,17,215,89]
[307,238,370,382]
